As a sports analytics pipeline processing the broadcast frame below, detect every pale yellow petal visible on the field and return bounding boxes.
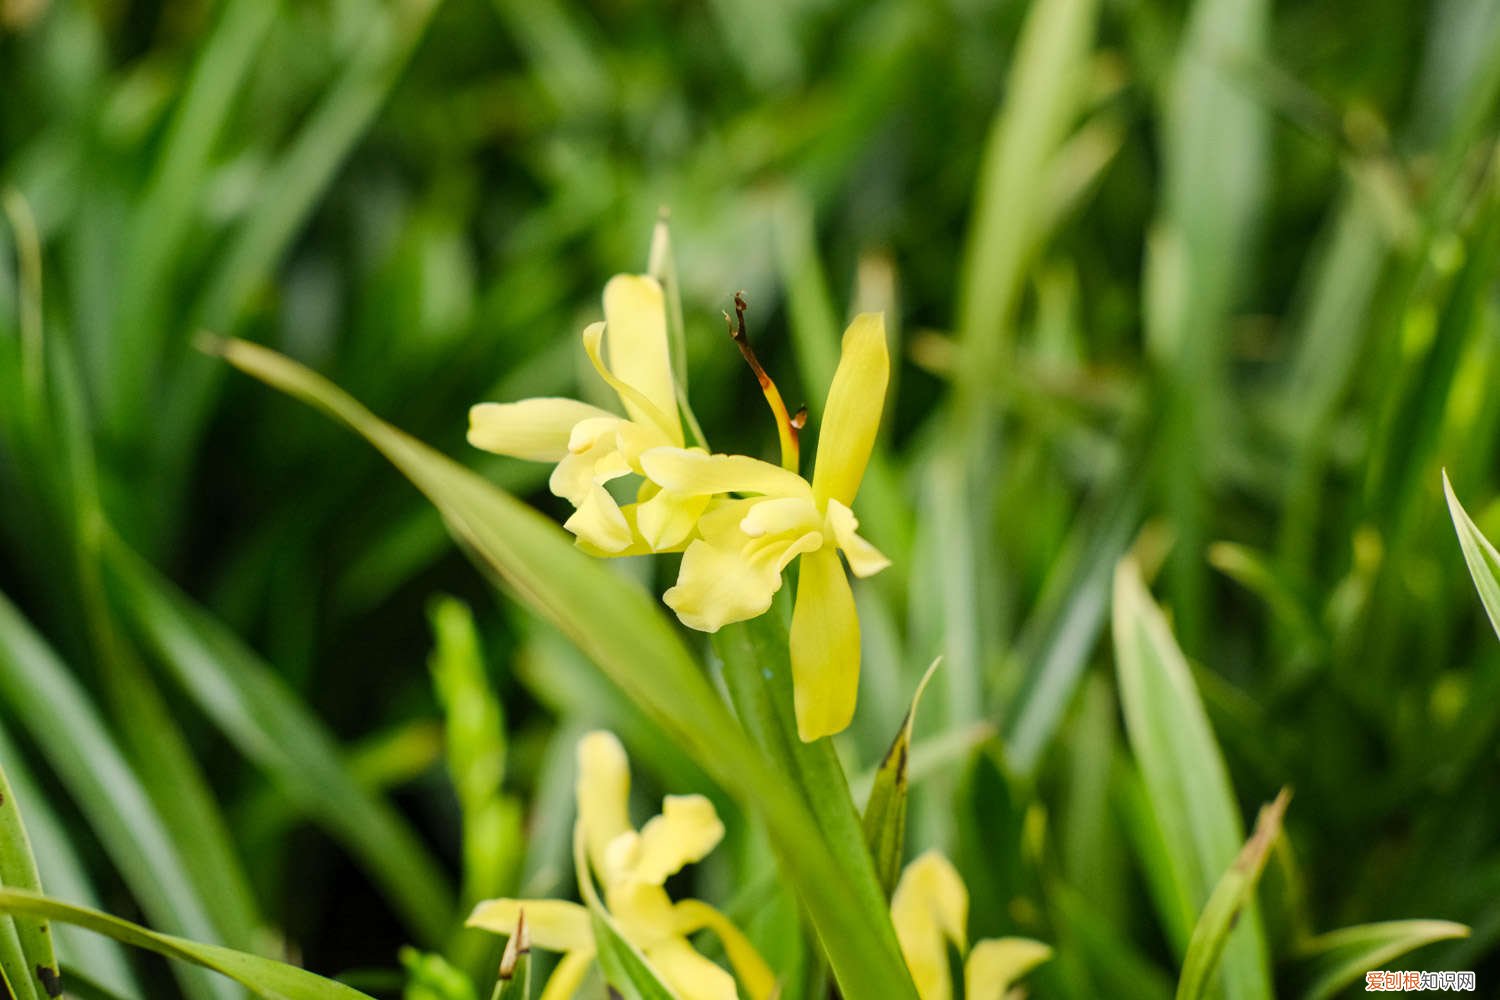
[964,938,1053,1000]
[603,275,682,444]
[539,949,595,1000]
[789,547,861,741]
[641,447,812,500]
[739,496,822,538]
[563,484,633,553]
[577,731,633,873]
[468,399,615,461]
[674,899,778,1000]
[811,313,888,507]
[567,415,622,454]
[549,449,599,506]
[632,794,725,884]
[602,879,679,947]
[644,937,738,1000]
[663,539,785,633]
[892,851,969,1000]
[826,498,891,577]
[466,898,593,952]
[582,322,680,445]
[637,489,712,551]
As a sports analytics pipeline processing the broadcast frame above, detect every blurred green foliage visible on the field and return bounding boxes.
[2,0,1500,996]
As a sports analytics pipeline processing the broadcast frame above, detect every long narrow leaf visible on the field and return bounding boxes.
[1112,558,1272,1000]
[0,890,374,1000]
[207,336,919,999]
[101,537,455,945]
[1442,470,1500,639]
[862,657,940,898]
[0,762,59,999]
[1294,920,1469,1000]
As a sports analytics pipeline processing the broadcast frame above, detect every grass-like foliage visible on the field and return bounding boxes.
[2,0,1500,998]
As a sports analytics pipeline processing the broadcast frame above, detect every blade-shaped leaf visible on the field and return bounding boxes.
[0,762,60,1000]
[1442,470,1500,639]
[0,890,375,1000]
[100,535,455,945]
[862,657,941,898]
[1112,558,1272,1000]
[1294,920,1469,1000]
[207,335,919,1000]
[1176,788,1291,1000]
[573,826,675,1000]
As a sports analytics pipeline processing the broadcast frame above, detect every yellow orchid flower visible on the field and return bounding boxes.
[892,852,1052,1000]
[468,731,775,1000]
[467,275,711,554]
[638,313,892,741]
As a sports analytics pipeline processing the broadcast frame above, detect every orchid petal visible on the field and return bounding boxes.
[827,498,891,577]
[811,313,888,507]
[789,547,861,741]
[663,539,785,632]
[466,897,593,952]
[892,851,969,1000]
[644,937,738,1000]
[563,484,633,553]
[577,731,633,873]
[641,447,812,500]
[468,398,615,461]
[964,938,1053,1000]
[603,275,683,444]
[632,794,725,885]
[674,899,779,1000]
[637,489,712,551]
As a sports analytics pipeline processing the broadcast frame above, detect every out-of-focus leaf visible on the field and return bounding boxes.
[0,890,376,1000]
[0,592,229,1000]
[399,947,478,1000]
[1293,920,1469,1000]
[101,537,455,944]
[1443,470,1500,639]
[1176,789,1290,1000]
[1112,558,1272,1000]
[0,762,59,1000]
[861,657,940,898]
[208,335,919,1000]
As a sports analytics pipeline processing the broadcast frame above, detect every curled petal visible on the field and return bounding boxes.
[674,899,779,1000]
[826,498,891,577]
[583,322,680,445]
[789,548,861,741]
[892,851,970,1000]
[641,447,812,500]
[466,898,592,953]
[964,938,1053,1000]
[637,489,712,551]
[740,495,822,538]
[663,539,785,633]
[468,398,614,461]
[563,484,633,553]
[577,731,633,873]
[644,937,738,1000]
[603,275,682,444]
[633,794,725,884]
[811,313,888,508]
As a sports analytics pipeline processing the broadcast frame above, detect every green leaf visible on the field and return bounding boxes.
[207,336,919,1000]
[573,826,675,1000]
[0,592,230,1000]
[100,536,456,945]
[861,657,940,898]
[1112,557,1272,1000]
[1293,920,1469,1000]
[712,611,909,989]
[0,889,376,1000]
[0,763,60,1000]
[1442,470,1500,639]
[1176,788,1291,1000]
